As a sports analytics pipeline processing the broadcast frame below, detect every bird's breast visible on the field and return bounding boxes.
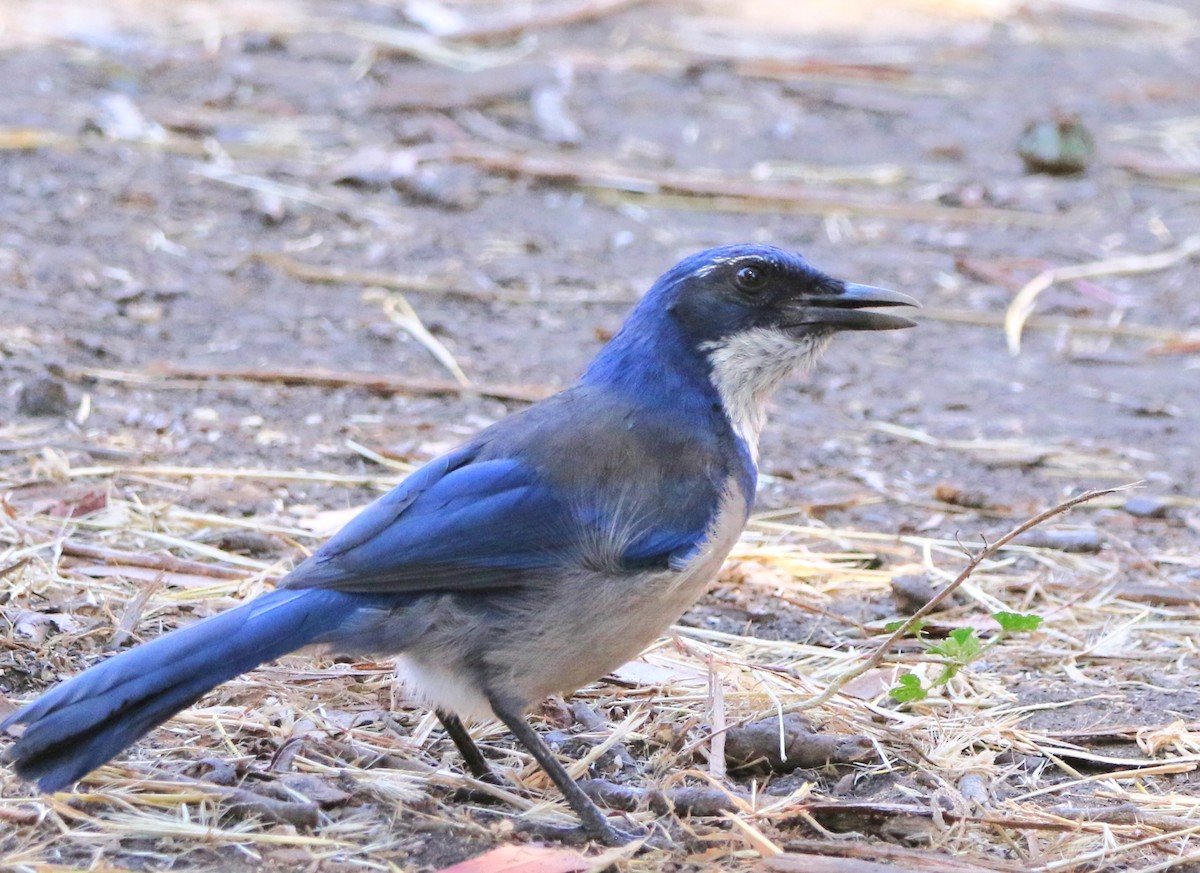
[482,483,751,707]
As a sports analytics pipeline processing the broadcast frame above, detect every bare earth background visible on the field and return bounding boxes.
[1,0,1199,870]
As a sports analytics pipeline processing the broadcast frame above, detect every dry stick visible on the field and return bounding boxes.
[369,288,470,386]
[1004,234,1200,354]
[923,305,1194,344]
[799,800,1134,835]
[250,251,500,301]
[1148,339,1200,355]
[63,462,396,487]
[336,21,532,71]
[445,0,649,42]
[68,363,552,404]
[0,440,140,459]
[780,837,1022,873]
[120,767,322,828]
[1036,821,1200,873]
[251,250,635,305]
[436,146,1061,227]
[787,486,1123,714]
[59,541,247,580]
[105,573,166,651]
[1046,721,1200,743]
[1048,802,1200,833]
[0,556,32,582]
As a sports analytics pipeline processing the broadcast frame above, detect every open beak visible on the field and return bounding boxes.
[789,283,920,332]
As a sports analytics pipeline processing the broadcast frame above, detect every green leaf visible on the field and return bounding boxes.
[933,663,961,686]
[949,626,975,645]
[993,611,1043,633]
[882,619,929,637]
[889,672,928,703]
[928,627,982,663]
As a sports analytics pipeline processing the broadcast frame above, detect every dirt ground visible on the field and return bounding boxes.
[1,0,1199,870]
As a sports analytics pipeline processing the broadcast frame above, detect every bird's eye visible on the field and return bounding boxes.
[734,264,769,294]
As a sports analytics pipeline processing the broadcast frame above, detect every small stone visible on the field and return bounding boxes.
[890,574,957,611]
[1124,496,1170,519]
[392,165,482,211]
[1017,114,1095,175]
[241,32,287,53]
[1017,527,1103,553]
[125,302,163,324]
[17,377,72,416]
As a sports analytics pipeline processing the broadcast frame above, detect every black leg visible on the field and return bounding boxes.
[488,696,640,847]
[436,709,496,782]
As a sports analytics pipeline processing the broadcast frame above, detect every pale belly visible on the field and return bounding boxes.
[395,487,748,720]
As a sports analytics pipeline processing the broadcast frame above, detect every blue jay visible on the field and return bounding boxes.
[1,244,916,845]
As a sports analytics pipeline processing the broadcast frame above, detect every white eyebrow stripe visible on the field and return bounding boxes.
[691,252,790,279]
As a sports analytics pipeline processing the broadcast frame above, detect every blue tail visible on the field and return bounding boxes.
[2,588,366,791]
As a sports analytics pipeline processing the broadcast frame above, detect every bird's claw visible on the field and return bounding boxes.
[596,821,650,847]
[515,818,656,848]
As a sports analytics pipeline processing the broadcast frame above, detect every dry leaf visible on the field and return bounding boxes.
[436,844,592,873]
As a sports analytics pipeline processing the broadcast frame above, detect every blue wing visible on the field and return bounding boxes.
[282,389,741,595]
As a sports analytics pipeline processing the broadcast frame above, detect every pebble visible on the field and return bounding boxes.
[1124,496,1170,519]
[17,377,72,417]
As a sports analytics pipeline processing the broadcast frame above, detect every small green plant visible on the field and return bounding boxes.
[888,611,1043,705]
[993,611,1044,633]
[890,671,928,703]
[927,626,983,685]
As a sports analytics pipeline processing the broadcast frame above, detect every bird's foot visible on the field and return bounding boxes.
[516,817,664,848]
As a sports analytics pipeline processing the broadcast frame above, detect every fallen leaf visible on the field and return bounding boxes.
[610,657,707,687]
[436,844,592,873]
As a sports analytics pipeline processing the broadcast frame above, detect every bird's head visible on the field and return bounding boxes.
[658,243,917,349]
[583,244,918,460]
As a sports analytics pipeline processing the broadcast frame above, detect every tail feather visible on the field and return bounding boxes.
[2,588,363,791]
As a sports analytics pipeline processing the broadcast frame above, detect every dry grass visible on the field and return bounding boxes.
[2,430,1198,873]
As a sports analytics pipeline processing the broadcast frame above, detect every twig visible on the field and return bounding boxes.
[707,658,727,781]
[60,541,246,580]
[167,769,322,828]
[1045,721,1200,743]
[66,363,552,403]
[787,486,1125,714]
[1036,821,1200,872]
[57,462,397,487]
[250,250,634,305]
[1147,339,1200,356]
[1048,802,1200,832]
[221,786,320,828]
[922,305,1196,344]
[778,838,1023,872]
[800,800,1129,834]
[367,288,470,385]
[1004,234,1200,354]
[249,251,501,302]
[105,573,166,650]
[336,21,532,71]
[569,701,637,771]
[0,441,141,459]
[1038,0,1195,29]
[439,0,648,43]
[193,164,343,213]
[434,145,1061,227]
[0,556,32,582]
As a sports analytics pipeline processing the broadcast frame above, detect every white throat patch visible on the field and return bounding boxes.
[703,328,829,465]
